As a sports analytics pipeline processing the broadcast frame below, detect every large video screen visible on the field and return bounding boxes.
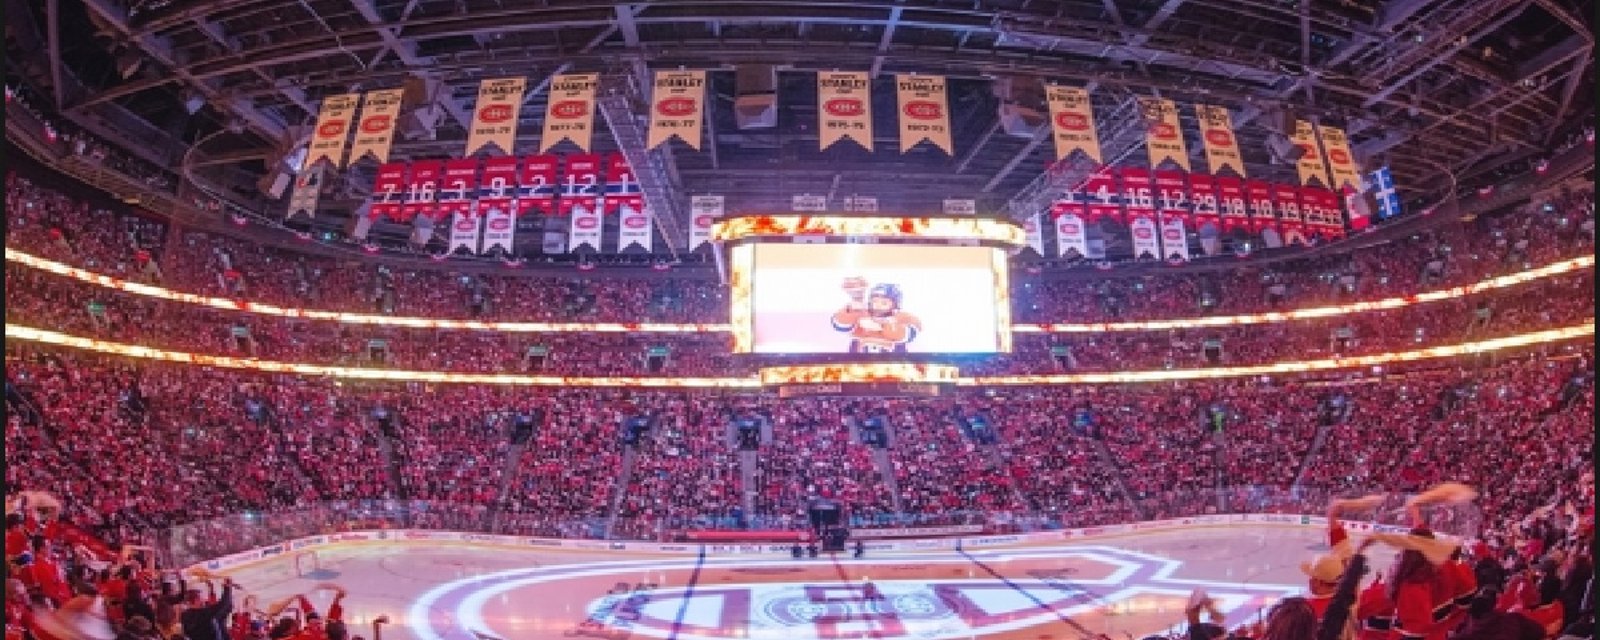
[739,243,1011,354]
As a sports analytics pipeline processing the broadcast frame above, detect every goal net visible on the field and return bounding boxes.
[293,550,321,578]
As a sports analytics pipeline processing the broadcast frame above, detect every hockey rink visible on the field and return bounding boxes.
[219,526,1331,640]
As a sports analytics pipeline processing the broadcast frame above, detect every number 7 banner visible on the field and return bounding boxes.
[370,163,408,220]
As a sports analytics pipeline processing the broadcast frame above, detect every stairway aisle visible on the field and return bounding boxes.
[1089,438,1148,521]
[871,448,904,514]
[603,448,639,538]
[739,450,760,524]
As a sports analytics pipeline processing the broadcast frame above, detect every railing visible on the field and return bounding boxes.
[157,487,1483,569]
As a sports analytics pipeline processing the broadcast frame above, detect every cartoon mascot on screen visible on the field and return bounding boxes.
[832,277,923,353]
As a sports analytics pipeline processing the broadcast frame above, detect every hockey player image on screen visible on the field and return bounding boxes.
[831,277,923,353]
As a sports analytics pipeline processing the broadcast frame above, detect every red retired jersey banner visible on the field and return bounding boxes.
[1273,183,1308,245]
[560,153,602,216]
[1152,170,1191,223]
[370,163,409,220]
[1082,167,1122,223]
[1215,176,1249,231]
[401,160,443,221]
[437,159,480,218]
[478,156,519,213]
[1119,167,1156,222]
[1246,180,1277,233]
[1189,173,1220,226]
[604,153,643,213]
[1303,186,1344,238]
[518,155,558,215]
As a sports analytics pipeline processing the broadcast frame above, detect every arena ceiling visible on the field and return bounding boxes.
[5,0,1594,245]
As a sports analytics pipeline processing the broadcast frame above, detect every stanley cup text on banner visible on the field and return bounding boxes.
[541,74,599,153]
[464,77,527,156]
[1291,120,1331,187]
[346,89,405,165]
[689,195,723,250]
[1317,125,1363,191]
[895,75,953,154]
[647,70,707,150]
[1138,97,1190,171]
[1196,104,1246,177]
[286,164,323,219]
[816,72,873,151]
[303,93,360,170]
[1045,85,1102,163]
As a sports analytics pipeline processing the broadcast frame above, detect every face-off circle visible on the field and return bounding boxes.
[408,547,1301,640]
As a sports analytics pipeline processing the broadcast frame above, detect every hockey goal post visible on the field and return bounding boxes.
[292,550,321,578]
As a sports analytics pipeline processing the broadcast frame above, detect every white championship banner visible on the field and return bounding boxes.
[1054,212,1089,258]
[449,210,484,254]
[689,195,723,250]
[568,204,603,252]
[1130,215,1161,260]
[480,206,515,254]
[617,204,653,252]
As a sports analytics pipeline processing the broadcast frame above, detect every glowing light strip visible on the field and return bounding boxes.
[1013,255,1594,333]
[968,322,1594,385]
[5,322,1590,387]
[4,248,732,333]
[708,215,1027,246]
[6,248,1590,335]
[758,363,961,385]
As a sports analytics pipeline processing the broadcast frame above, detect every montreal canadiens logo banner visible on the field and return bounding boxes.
[817,71,873,151]
[689,194,723,250]
[647,70,707,150]
[1159,214,1190,263]
[1053,211,1089,258]
[1291,119,1331,187]
[464,77,526,156]
[449,209,485,255]
[303,93,359,170]
[1138,97,1190,172]
[1046,85,1102,163]
[616,203,653,252]
[1196,104,1246,177]
[1316,124,1363,192]
[540,73,598,153]
[1129,215,1161,261]
[346,88,404,166]
[480,206,514,255]
[567,203,603,252]
[895,74,952,154]
[1023,212,1045,256]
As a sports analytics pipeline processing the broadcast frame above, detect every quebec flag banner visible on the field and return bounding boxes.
[1369,167,1403,222]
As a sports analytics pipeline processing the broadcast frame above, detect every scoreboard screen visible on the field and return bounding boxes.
[732,243,1012,355]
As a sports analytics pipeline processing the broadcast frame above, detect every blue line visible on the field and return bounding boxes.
[665,545,707,640]
[956,548,1096,636]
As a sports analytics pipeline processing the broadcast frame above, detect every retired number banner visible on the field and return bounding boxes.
[304,93,360,170]
[464,78,526,156]
[1189,173,1220,227]
[563,153,604,251]
[647,70,707,150]
[541,74,599,153]
[437,159,480,219]
[1196,104,1245,177]
[817,72,873,151]
[1138,97,1190,171]
[1274,183,1307,245]
[689,195,723,250]
[1120,167,1160,260]
[1082,166,1122,223]
[518,155,558,216]
[895,74,953,154]
[478,156,519,215]
[1215,176,1249,231]
[400,160,443,222]
[604,153,643,214]
[1153,170,1191,223]
[1046,85,1102,163]
[347,89,405,165]
[370,162,409,220]
[478,156,520,255]
[1246,179,1277,233]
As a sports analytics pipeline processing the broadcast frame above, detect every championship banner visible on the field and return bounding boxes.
[1158,213,1189,262]
[400,159,443,222]
[689,194,723,250]
[568,205,603,252]
[1082,167,1122,223]
[1215,176,1249,231]
[895,74,953,154]
[1245,180,1277,233]
[518,155,558,215]
[1189,173,1220,227]
[617,204,653,252]
[817,71,873,151]
[436,159,480,218]
[1291,120,1331,187]
[559,153,602,215]
[1129,215,1160,260]
[480,207,515,255]
[478,156,519,215]
[1317,125,1362,191]
[1138,97,1190,171]
[304,93,360,170]
[1053,210,1089,258]
[1196,104,1245,177]
[464,77,527,156]
[1023,212,1045,256]
[541,73,598,153]
[346,88,405,165]
[1046,85,1102,163]
[286,164,323,219]
[448,211,484,255]
[370,162,409,220]
[604,153,643,213]
[647,70,707,150]
[1273,182,1307,244]
[1152,170,1191,223]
